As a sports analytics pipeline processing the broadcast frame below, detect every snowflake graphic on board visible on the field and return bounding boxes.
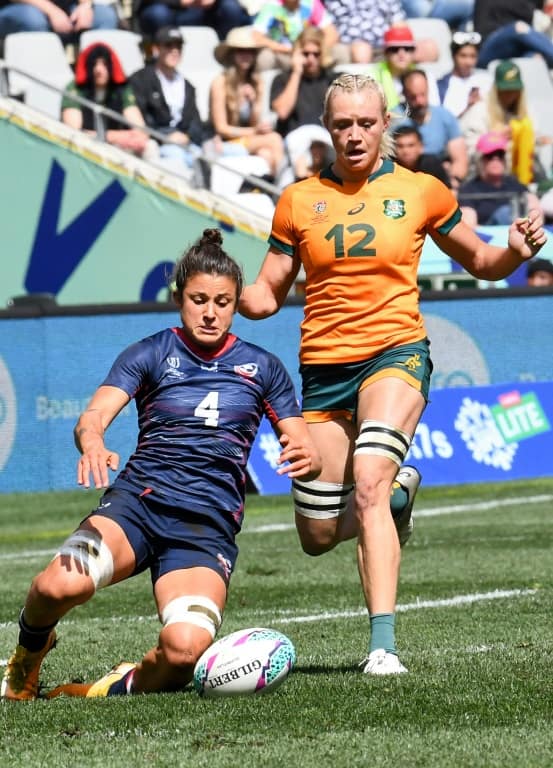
[258,432,282,469]
[454,397,518,471]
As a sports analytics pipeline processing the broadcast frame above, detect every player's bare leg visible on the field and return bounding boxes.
[354,377,425,674]
[2,517,135,700]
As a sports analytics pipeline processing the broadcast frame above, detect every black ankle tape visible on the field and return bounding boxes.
[18,610,57,652]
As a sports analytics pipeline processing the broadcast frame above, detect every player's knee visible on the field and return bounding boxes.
[159,624,203,671]
[293,479,353,554]
[294,515,339,556]
[29,567,95,607]
[159,595,222,670]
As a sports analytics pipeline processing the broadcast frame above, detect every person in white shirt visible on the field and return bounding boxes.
[437,31,492,119]
[130,27,212,179]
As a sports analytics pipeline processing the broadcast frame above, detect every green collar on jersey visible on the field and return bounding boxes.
[321,158,395,185]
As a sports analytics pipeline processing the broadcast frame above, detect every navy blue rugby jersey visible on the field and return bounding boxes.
[102,327,301,528]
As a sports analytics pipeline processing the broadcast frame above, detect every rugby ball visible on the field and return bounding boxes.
[193,627,296,698]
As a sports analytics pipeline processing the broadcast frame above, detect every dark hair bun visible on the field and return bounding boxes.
[200,228,223,248]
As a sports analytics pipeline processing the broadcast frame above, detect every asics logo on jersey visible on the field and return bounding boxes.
[234,363,258,378]
[347,203,365,215]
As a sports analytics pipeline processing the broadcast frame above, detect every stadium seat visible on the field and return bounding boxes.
[210,155,272,195]
[3,32,73,119]
[407,17,454,80]
[178,25,220,71]
[333,63,377,76]
[225,192,275,218]
[177,26,222,122]
[78,30,145,77]
[259,67,281,124]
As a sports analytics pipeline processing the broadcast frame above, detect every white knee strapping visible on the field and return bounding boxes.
[354,419,411,466]
[292,479,354,519]
[55,529,114,589]
[161,596,222,640]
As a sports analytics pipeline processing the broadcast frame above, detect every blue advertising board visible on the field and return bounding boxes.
[247,382,553,492]
[0,293,552,494]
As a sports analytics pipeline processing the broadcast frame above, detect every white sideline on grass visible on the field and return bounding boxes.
[0,494,552,562]
[0,587,537,649]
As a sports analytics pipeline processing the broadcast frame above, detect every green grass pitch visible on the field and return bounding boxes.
[1,479,552,767]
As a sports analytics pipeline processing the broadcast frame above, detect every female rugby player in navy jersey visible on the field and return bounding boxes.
[2,228,321,700]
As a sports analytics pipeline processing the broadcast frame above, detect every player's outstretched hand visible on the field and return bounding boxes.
[78,448,120,489]
[509,209,547,259]
[276,432,321,480]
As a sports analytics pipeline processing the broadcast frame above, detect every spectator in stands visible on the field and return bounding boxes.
[0,0,117,39]
[293,137,333,179]
[270,27,335,180]
[459,59,537,185]
[372,25,439,111]
[399,0,474,32]
[473,0,553,69]
[458,131,542,227]
[526,257,553,286]
[398,68,468,188]
[251,0,349,71]
[323,3,439,65]
[130,27,212,179]
[133,0,250,44]
[437,31,493,119]
[61,43,157,161]
[210,25,285,179]
[392,124,452,186]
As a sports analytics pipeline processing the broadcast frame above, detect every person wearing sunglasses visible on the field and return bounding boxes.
[372,24,440,111]
[270,27,337,180]
[437,31,492,119]
[458,131,542,228]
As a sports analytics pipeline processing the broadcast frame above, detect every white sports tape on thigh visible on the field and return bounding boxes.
[354,419,411,466]
[292,479,354,519]
[55,529,114,589]
[161,596,222,639]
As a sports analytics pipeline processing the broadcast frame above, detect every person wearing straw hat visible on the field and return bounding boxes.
[210,26,286,180]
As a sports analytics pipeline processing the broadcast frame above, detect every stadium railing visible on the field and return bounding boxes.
[0,57,282,201]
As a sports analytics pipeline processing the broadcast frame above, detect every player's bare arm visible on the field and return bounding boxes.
[275,418,322,481]
[74,385,129,489]
[435,209,547,280]
[239,247,301,319]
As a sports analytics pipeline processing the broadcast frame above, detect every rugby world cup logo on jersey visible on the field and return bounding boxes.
[311,200,329,224]
[0,355,17,470]
[383,199,406,219]
[166,356,184,377]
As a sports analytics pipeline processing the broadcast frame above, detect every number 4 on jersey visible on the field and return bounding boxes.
[194,391,220,426]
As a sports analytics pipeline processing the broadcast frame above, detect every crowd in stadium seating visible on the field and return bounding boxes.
[2,0,553,221]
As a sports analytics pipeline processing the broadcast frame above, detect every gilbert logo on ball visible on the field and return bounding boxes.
[193,627,296,697]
